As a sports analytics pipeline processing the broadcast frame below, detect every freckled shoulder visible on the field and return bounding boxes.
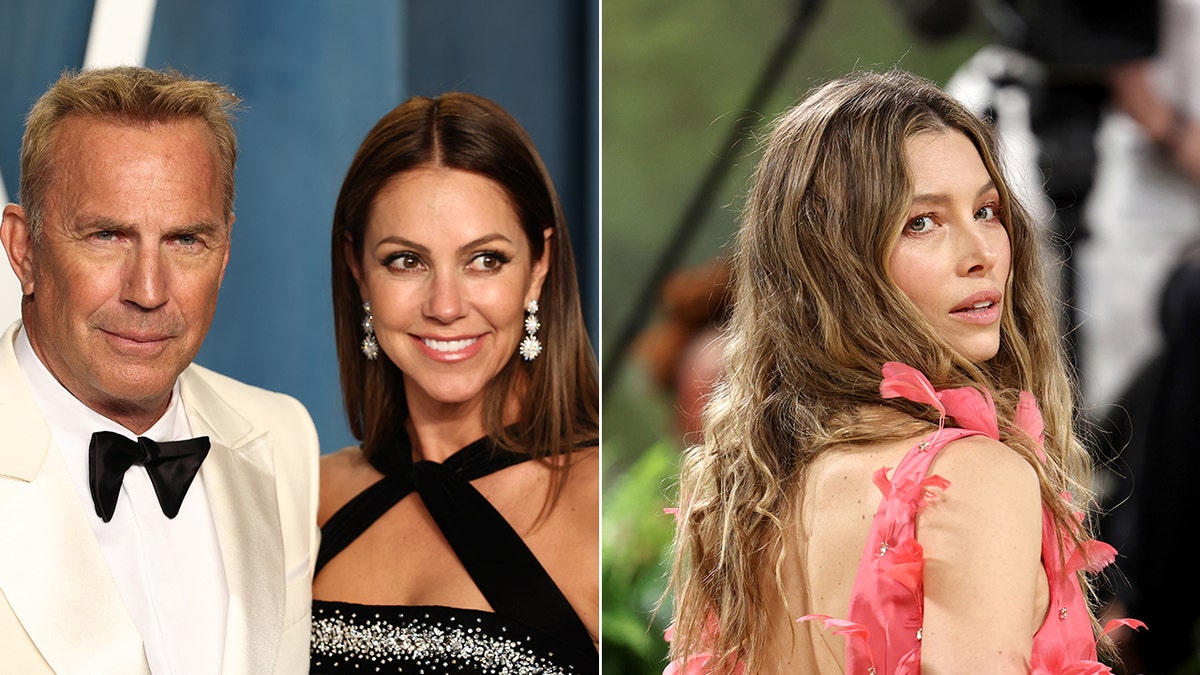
[317,446,384,527]
[919,434,1044,668]
[926,434,1040,504]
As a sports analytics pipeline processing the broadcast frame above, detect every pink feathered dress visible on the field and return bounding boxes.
[665,363,1143,675]
[800,363,1143,674]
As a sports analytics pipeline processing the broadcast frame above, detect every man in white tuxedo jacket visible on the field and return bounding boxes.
[0,67,319,673]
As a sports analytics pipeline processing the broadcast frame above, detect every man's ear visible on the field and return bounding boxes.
[1,204,37,296]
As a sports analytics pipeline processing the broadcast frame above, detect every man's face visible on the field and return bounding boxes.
[3,116,230,427]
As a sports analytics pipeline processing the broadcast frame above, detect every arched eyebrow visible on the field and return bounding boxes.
[455,233,514,254]
[376,233,516,256]
[910,180,998,208]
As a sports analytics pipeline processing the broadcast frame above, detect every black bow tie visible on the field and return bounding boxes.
[88,431,211,523]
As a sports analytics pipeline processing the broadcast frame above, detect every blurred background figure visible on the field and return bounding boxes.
[602,258,730,672]
[634,258,732,444]
[1098,244,1200,674]
[1078,0,1200,669]
[1080,0,1200,414]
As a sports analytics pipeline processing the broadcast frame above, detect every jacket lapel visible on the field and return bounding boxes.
[0,321,149,673]
[181,368,285,674]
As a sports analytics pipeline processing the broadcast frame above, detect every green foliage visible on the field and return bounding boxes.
[601,440,680,674]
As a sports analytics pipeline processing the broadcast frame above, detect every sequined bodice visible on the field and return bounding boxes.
[312,601,585,674]
[311,435,598,674]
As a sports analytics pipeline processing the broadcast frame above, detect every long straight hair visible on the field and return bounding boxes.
[331,93,598,492]
[668,70,1098,672]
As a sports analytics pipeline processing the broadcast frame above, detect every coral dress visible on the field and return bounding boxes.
[665,363,1143,675]
[800,363,1142,674]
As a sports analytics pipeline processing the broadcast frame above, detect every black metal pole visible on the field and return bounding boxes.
[602,0,822,402]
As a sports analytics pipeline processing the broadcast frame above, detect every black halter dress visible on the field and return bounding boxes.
[310,434,598,674]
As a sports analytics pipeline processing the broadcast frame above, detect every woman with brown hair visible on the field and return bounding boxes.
[311,93,598,673]
[665,70,1140,674]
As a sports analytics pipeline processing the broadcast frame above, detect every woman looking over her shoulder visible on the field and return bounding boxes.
[312,93,599,673]
[666,70,1141,674]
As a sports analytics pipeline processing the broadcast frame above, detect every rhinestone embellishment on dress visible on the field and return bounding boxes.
[312,606,576,674]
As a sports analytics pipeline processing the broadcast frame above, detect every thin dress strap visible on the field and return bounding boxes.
[887,427,979,485]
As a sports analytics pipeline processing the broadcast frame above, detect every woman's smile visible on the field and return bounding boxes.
[350,167,549,410]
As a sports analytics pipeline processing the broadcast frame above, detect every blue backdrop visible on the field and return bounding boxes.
[0,0,599,453]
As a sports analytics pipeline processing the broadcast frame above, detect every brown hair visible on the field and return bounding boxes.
[668,70,1099,672]
[331,92,598,487]
[19,66,241,237]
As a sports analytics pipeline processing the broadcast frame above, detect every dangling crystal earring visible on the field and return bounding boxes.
[519,299,542,361]
[361,300,379,360]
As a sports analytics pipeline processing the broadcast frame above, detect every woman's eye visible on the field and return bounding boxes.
[468,252,508,272]
[975,205,998,220]
[387,254,421,271]
[905,216,934,233]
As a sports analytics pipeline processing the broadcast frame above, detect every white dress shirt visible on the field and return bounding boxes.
[14,328,227,674]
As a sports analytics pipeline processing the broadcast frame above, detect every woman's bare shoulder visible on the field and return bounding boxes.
[561,446,600,514]
[918,434,1044,669]
[806,434,930,491]
[928,434,1040,502]
[920,433,1042,542]
[317,445,384,527]
[531,445,598,528]
[561,445,599,505]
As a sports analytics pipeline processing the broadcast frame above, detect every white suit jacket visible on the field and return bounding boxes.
[0,321,319,673]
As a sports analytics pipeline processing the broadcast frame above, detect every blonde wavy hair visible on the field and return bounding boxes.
[667,70,1100,673]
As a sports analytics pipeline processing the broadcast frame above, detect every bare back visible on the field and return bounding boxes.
[760,433,1048,673]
